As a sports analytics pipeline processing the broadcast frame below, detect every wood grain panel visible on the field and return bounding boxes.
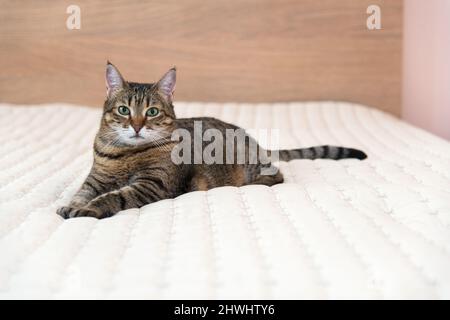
[0,0,402,115]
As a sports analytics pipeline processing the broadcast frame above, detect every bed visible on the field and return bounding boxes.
[0,101,449,299]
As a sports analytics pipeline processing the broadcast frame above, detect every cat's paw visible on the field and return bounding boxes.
[57,206,76,219]
[57,206,100,219]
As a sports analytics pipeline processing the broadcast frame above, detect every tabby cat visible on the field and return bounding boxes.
[57,62,366,219]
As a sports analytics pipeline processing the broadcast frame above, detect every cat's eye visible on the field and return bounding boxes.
[117,106,130,116]
[146,107,159,117]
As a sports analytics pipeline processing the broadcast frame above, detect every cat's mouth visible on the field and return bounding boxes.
[130,134,144,139]
[126,134,148,146]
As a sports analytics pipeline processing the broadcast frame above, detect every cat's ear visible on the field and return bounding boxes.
[106,61,126,99]
[156,67,176,102]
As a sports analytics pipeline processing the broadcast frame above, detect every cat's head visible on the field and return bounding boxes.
[100,62,177,146]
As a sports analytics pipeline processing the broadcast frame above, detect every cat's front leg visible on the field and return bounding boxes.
[68,171,112,207]
[57,170,114,219]
[63,182,168,219]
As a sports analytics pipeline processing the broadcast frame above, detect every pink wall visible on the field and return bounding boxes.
[402,0,450,140]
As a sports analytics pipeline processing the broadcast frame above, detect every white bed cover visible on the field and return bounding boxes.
[0,101,449,299]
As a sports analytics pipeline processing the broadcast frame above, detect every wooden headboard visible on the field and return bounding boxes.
[0,0,402,115]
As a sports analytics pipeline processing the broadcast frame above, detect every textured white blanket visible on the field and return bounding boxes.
[0,102,449,299]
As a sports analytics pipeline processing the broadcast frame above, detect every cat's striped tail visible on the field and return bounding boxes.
[273,145,367,161]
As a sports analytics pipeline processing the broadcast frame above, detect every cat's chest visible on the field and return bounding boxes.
[96,152,172,181]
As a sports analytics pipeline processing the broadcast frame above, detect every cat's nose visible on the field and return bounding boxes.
[131,123,143,134]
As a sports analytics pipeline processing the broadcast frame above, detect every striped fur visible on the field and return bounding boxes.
[57,63,367,219]
[277,145,367,161]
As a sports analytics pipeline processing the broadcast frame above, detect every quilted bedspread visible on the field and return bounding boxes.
[0,101,449,299]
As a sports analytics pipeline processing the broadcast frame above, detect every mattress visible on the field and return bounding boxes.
[0,101,449,299]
